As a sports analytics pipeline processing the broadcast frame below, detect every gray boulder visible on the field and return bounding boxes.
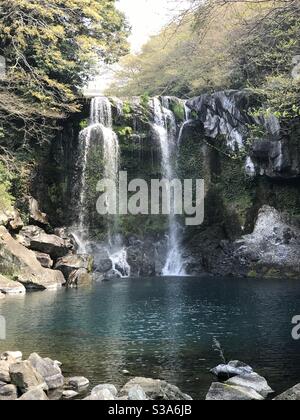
[19,226,70,258]
[85,388,115,400]
[1,351,22,362]
[66,376,89,392]
[0,384,18,400]
[273,384,300,400]
[226,373,274,398]
[127,385,147,400]
[0,360,10,382]
[121,377,192,400]
[18,388,49,400]
[62,390,79,400]
[206,382,264,401]
[91,384,118,397]
[28,353,64,390]
[9,361,48,393]
[211,361,253,380]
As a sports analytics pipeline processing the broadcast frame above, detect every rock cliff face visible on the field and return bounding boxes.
[31,91,300,279]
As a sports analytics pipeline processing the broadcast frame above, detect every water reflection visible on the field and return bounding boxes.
[1,276,300,399]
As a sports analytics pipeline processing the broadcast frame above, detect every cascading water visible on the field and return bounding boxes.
[151,97,186,276]
[75,97,130,277]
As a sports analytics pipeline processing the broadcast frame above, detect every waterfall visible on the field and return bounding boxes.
[75,97,130,277]
[151,97,186,276]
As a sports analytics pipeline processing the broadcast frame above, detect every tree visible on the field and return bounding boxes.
[0,0,129,144]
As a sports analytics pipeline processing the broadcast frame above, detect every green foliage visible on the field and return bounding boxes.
[122,101,133,118]
[117,126,133,140]
[0,0,129,143]
[108,0,299,129]
[171,102,185,121]
[79,119,89,130]
[0,161,14,216]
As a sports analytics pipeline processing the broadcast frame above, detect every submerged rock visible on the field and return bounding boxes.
[206,382,264,401]
[273,384,300,400]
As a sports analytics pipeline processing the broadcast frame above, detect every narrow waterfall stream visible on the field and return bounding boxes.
[75,97,130,277]
[151,97,187,276]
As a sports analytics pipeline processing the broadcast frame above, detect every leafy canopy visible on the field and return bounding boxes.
[0,0,129,143]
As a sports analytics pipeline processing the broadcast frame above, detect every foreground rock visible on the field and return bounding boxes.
[120,377,192,400]
[0,384,18,400]
[208,360,273,400]
[206,382,264,400]
[211,361,253,380]
[273,384,300,400]
[9,361,48,393]
[0,226,65,290]
[18,388,49,400]
[65,376,90,392]
[0,360,10,382]
[226,373,274,398]
[0,274,26,295]
[28,353,64,390]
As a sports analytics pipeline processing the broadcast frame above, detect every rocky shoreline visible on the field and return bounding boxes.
[0,196,94,298]
[0,350,299,400]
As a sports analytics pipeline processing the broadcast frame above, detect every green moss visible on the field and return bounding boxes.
[247,270,258,278]
[79,119,89,130]
[122,101,133,117]
[171,102,185,121]
[0,162,15,220]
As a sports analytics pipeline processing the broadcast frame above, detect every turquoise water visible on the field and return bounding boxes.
[1,276,300,399]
